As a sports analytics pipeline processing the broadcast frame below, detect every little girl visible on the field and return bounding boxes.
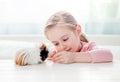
[44,11,113,64]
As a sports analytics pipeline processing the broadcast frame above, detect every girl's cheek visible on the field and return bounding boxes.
[55,47,61,52]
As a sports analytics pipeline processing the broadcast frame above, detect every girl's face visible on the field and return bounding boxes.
[46,25,82,52]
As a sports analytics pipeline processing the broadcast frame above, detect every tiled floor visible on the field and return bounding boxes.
[0,59,120,82]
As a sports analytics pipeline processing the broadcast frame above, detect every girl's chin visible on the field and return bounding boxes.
[70,49,76,52]
[76,48,81,52]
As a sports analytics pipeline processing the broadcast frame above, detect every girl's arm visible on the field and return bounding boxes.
[73,52,92,63]
[73,49,113,63]
[89,49,113,63]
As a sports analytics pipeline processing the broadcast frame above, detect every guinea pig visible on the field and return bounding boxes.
[15,43,49,66]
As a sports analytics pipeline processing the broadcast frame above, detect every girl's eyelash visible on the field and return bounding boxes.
[54,43,59,46]
[63,37,68,41]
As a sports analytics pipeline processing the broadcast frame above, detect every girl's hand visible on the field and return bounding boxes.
[47,51,56,60]
[52,51,75,64]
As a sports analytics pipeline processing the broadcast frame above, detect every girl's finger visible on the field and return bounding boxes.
[47,51,56,59]
[52,52,64,58]
[54,56,62,62]
[55,59,64,63]
[51,51,56,57]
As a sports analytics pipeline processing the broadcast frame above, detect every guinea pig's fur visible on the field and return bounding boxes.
[15,43,49,66]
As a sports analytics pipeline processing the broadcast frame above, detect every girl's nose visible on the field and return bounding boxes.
[59,43,66,51]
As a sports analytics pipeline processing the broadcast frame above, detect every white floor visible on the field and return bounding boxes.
[1,59,120,82]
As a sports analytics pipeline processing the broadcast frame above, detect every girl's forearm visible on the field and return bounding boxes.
[89,49,113,63]
[73,49,113,63]
[73,52,92,63]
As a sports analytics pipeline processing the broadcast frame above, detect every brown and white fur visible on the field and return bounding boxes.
[15,43,49,66]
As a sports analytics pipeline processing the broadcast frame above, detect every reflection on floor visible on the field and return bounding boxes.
[0,59,120,82]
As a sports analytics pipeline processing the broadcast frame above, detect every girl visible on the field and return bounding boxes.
[44,11,113,64]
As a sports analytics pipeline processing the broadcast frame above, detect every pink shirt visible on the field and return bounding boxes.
[80,41,113,63]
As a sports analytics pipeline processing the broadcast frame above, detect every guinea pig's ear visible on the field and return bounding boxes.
[40,43,48,51]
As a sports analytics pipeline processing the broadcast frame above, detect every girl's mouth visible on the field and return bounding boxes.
[66,48,71,51]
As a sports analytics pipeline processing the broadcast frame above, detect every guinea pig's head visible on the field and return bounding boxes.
[40,43,49,61]
[15,43,49,66]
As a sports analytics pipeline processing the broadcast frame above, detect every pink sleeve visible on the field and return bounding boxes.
[81,41,113,63]
[89,49,113,63]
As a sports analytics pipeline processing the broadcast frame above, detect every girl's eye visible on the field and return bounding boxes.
[54,43,59,46]
[63,37,68,41]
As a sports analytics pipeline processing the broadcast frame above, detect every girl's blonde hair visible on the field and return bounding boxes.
[44,11,89,42]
